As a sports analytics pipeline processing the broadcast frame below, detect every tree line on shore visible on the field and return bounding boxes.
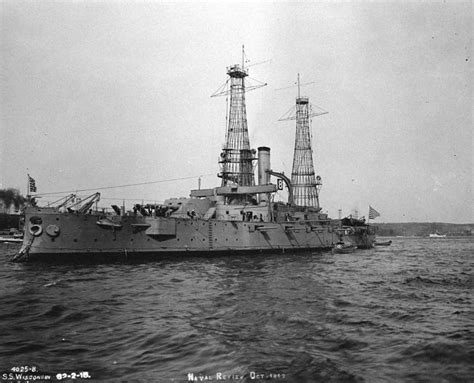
[375,222,473,237]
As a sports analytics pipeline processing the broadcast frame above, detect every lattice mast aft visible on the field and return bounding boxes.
[212,46,266,190]
[279,74,328,208]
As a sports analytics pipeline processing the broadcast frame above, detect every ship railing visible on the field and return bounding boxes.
[276,218,339,226]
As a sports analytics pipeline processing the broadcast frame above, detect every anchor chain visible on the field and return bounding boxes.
[11,236,35,262]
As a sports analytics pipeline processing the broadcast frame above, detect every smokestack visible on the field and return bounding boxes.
[258,147,271,185]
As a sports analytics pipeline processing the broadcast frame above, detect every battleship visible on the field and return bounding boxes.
[15,54,374,262]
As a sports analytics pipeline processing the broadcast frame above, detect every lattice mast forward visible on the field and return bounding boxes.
[280,74,328,208]
[212,46,266,188]
[221,61,254,187]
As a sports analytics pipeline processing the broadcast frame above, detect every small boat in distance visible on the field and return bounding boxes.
[429,233,447,238]
[332,241,356,254]
[374,240,392,246]
[0,231,23,243]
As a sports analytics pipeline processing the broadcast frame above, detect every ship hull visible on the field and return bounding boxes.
[341,217,376,249]
[349,233,376,249]
[18,207,339,261]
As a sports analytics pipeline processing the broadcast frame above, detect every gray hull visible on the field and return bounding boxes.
[19,207,339,261]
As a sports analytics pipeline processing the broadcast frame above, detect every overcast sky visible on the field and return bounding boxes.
[1,1,472,223]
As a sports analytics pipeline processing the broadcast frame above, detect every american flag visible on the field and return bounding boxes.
[28,175,37,193]
[368,206,380,220]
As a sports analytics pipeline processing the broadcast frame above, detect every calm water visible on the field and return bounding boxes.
[0,237,473,382]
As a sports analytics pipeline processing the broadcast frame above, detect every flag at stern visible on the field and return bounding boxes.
[368,206,380,220]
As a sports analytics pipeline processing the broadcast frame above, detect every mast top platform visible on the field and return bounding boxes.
[227,64,248,78]
[296,97,309,105]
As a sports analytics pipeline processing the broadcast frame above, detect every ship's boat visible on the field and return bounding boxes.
[0,227,23,243]
[14,56,365,262]
[374,240,392,246]
[332,241,356,254]
[0,233,23,243]
[429,233,447,238]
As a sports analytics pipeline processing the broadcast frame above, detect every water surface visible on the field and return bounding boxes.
[1,237,472,382]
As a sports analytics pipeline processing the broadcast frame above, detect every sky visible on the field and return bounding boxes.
[0,1,472,223]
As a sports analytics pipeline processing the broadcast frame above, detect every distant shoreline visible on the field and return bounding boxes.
[375,222,473,237]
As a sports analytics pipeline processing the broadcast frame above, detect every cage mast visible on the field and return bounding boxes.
[212,46,266,189]
[279,74,328,208]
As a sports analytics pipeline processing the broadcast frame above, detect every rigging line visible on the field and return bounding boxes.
[99,197,165,202]
[211,78,230,97]
[247,76,268,86]
[275,81,315,91]
[33,174,214,197]
[43,196,163,202]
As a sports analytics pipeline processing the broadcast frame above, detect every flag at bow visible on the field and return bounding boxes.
[368,206,380,220]
[28,175,37,193]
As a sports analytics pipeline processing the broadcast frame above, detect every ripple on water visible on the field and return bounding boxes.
[0,238,472,381]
